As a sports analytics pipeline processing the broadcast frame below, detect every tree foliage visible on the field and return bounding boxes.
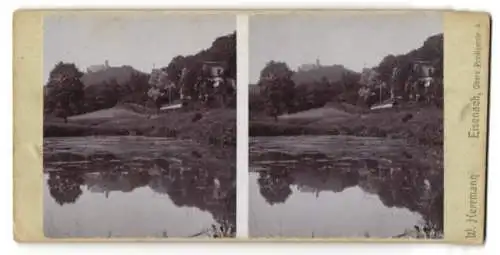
[43,31,237,117]
[161,31,236,102]
[44,62,85,119]
[374,33,444,102]
[83,71,151,112]
[250,33,443,115]
[44,61,153,116]
[258,61,296,119]
[259,61,293,80]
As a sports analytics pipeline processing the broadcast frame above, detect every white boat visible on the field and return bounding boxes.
[369,82,399,110]
[370,101,394,110]
[160,103,183,111]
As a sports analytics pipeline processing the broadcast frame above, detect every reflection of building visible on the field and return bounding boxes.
[292,169,358,194]
[296,186,321,197]
[83,171,151,198]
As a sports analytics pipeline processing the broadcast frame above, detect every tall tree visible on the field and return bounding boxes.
[259,61,293,80]
[164,55,186,86]
[44,62,85,121]
[258,61,296,120]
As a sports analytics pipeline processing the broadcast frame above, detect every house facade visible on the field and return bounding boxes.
[202,61,226,77]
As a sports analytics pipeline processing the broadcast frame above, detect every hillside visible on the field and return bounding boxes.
[80,65,142,87]
[292,64,357,85]
[45,107,236,149]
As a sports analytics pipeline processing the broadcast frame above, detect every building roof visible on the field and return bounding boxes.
[202,60,228,68]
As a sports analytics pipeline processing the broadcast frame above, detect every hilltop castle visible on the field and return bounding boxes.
[87,60,110,73]
[298,58,321,72]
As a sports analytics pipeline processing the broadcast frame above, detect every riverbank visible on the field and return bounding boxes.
[44,105,236,149]
[250,104,443,147]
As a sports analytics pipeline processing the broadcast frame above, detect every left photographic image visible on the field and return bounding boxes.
[43,12,236,238]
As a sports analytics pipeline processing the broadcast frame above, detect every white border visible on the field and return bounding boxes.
[236,13,249,239]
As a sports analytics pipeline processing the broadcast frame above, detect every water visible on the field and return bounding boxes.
[44,136,236,238]
[249,135,443,238]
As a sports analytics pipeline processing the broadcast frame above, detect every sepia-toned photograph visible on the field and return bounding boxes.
[42,13,236,238]
[249,12,444,239]
[12,9,490,244]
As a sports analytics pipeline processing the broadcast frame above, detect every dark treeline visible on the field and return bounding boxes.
[163,32,237,92]
[44,31,237,119]
[250,33,443,118]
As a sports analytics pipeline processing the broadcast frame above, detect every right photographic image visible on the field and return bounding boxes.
[248,11,444,239]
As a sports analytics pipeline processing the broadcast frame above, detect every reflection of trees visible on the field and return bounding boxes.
[46,154,237,236]
[255,153,360,203]
[252,151,444,235]
[257,169,294,205]
[358,163,443,233]
[47,172,84,205]
[152,163,236,235]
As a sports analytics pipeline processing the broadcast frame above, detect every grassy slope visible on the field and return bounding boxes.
[250,103,443,147]
[44,105,236,149]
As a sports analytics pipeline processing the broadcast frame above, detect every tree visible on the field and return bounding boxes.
[44,62,85,121]
[164,55,186,86]
[259,61,293,80]
[258,61,296,120]
[120,71,153,105]
[372,33,443,104]
[162,31,237,103]
[48,61,83,82]
[376,54,399,82]
[105,78,122,106]
[249,88,266,115]
[207,31,236,79]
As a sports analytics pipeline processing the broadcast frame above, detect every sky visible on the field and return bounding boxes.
[249,11,443,83]
[43,12,235,82]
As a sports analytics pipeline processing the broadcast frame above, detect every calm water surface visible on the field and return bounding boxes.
[44,136,235,238]
[249,135,443,238]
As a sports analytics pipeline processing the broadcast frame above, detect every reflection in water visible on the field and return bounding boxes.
[257,169,294,205]
[249,135,443,239]
[44,136,236,238]
[48,172,85,205]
